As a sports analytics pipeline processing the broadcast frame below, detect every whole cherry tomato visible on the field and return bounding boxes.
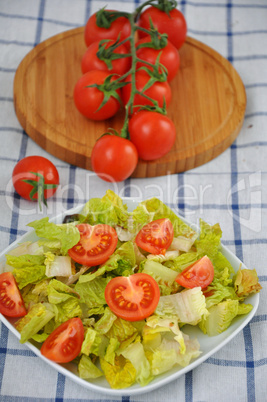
[12,156,59,205]
[138,7,187,50]
[128,111,176,160]
[122,70,172,113]
[84,9,131,48]
[81,40,131,76]
[91,134,138,182]
[136,36,180,82]
[73,70,121,120]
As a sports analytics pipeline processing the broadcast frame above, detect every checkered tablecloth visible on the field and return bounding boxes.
[0,0,266,401]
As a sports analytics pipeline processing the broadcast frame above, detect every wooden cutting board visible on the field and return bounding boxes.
[13,26,246,178]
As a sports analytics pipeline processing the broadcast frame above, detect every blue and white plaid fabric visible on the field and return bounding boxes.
[0,0,266,400]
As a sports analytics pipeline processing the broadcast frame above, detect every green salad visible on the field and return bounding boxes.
[2,190,261,389]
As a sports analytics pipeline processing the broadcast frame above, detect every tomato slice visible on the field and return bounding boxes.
[104,273,160,321]
[68,223,118,266]
[0,272,27,317]
[135,218,174,255]
[40,317,84,363]
[175,256,214,289]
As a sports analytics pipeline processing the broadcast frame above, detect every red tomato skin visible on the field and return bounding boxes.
[81,40,131,76]
[0,272,27,317]
[104,273,160,321]
[136,36,180,82]
[91,135,138,182]
[175,256,214,289]
[122,70,172,113]
[68,223,118,266]
[41,318,84,363]
[12,156,59,202]
[128,111,176,160]
[138,7,187,50]
[135,218,174,255]
[84,10,131,48]
[73,70,121,121]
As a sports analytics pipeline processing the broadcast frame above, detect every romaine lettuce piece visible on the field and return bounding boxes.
[44,252,72,278]
[81,327,109,357]
[47,279,80,304]
[100,355,136,389]
[155,287,209,325]
[94,307,117,335]
[106,318,138,348]
[12,265,46,289]
[104,337,120,365]
[15,303,54,343]
[78,355,103,379]
[199,299,241,336]
[75,276,108,315]
[141,259,180,295]
[27,217,80,255]
[52,297,82,324]
[120,341,153,386]
[234,267,262,299]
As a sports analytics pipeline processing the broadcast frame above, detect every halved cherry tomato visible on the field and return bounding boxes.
[68,223,118,266]
[40,317,84,363]
[104,273,160,321]
[0,272,27,317]
[175,256,214,289]
[135,218,174,255]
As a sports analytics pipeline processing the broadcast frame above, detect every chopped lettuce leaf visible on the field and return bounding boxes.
[15,303,54,343]
[234,267,262,299]
[47,279,80,304]
[94,307,117,335]
[78,355,103,379]
[141,259,180,295]
[12,265,46,289]
[100,355,136,389]
[81,327,109,357]
[27,217,80,255]
[199,299,240,336]
[120,341,153,386]
[155,287,209,325]
[5,254,45,268]
[107,318,138,348]
[52,297,82,324]
[44,252,72,278]
[75,277,108,315]
[104,337,120,365]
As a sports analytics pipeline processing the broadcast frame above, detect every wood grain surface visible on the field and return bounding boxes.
[13,26,246,177]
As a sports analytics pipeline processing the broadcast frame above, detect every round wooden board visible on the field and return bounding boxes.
[13,26,246,178]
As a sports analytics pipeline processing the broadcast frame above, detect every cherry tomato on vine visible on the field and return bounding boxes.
[175,256,214,289]
[138,7,187,50]
[68,223,118,266]
[136,36,180,82]
[40,318,84,363]
[91,134,138,182]
[0,272,27,317]
[73,70,121,120]
[84,9,131,48]
[122,70,172,113]
[81,40,131,76]
[128,111,176,160]
[12,156,59,205]
[135,218,174,255]
[104,273,160,321]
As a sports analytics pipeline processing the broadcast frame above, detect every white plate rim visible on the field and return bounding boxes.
[0,198,260,396]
